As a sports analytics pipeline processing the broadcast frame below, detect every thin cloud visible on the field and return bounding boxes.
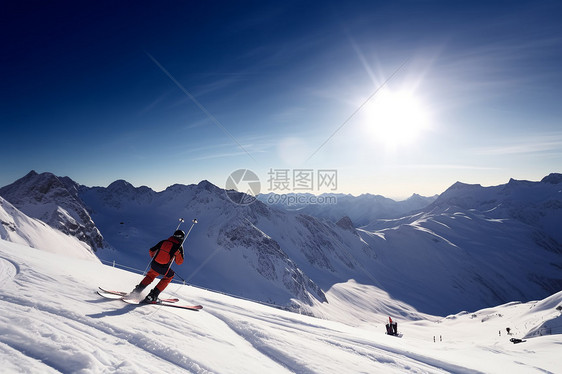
[436,28,562,99]
[145,52,256,162]
[394,164,500,171]
[138,91,173,116]
[188,151,254,162]
[179,134,276,161]
[476,134,562,156]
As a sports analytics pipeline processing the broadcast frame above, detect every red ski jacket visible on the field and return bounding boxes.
[149,236,184,266]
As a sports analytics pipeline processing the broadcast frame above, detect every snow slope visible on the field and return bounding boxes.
[0,196,98,261]
[1,240,561,373]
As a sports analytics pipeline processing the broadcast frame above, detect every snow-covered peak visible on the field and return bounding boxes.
[106,179,154,197]
[0,196,98,260]
[405,192,438,203]
[433,175,560,208]
[197,179,220,192]
[163,183,192,194]
[449,180,482,190]
[432,181,485,205]
[0,170,62,203]
[336,216,355,231]
[541,172,562,184]
[430,175,562,240]
[0,171,106,251]
[106,179,135,192]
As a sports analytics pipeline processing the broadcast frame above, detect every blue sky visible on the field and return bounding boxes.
[2,1,561,199]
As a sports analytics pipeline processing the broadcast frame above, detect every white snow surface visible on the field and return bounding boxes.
[0,196,97,261]
[1,240,561,374]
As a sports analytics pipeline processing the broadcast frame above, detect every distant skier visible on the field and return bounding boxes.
[386,316,398,335]
[131,230,185,302]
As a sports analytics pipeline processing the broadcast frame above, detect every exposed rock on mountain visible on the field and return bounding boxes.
[0,171,106,251]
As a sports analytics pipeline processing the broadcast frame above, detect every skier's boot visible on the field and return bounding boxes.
[130,284,146,295]
[144,288,161,303]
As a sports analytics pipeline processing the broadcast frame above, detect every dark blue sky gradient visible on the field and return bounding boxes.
[2,1,561,196]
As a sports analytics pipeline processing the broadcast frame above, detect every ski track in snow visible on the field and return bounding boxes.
[0,247,210,373]
[0,293,210,373]
[204,304,477,373]
[205,308,317,374]
[0,256,19,287]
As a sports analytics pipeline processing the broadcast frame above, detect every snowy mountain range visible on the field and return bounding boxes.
[258,192,437,226]
[1,171,561,318]
[358,174,562,315]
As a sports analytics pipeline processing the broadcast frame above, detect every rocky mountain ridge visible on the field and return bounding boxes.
[0,171,106,251]
[258,191,438,226]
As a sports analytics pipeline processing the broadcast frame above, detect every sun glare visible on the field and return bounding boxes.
[363,90,429,147]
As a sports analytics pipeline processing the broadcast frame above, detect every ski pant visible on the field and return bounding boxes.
[386,323,398,335]
[139,261,175,292]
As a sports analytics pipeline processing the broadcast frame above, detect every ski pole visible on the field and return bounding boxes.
[164,258,175,278]
[176,218,185,231]
[167,219,196,284]
[174,272,187,284]
[162,218,196,276]
[180,218,198,247]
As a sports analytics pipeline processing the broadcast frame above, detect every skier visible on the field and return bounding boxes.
[131,230,185,302]
[386,316,398,335]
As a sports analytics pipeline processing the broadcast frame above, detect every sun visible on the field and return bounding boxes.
[363,90,429,147]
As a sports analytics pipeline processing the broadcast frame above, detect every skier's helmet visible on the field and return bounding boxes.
[174,230,185,240]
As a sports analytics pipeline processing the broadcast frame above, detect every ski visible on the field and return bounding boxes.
[129,296,180,303]
[143,300,203,311]
[120,297,180,305]
[121,297,202,311]
[98,287,179,303]
[98,287,127,296]
[97,290,125,299]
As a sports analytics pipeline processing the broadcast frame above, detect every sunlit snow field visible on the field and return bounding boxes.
[1,241,560,373]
